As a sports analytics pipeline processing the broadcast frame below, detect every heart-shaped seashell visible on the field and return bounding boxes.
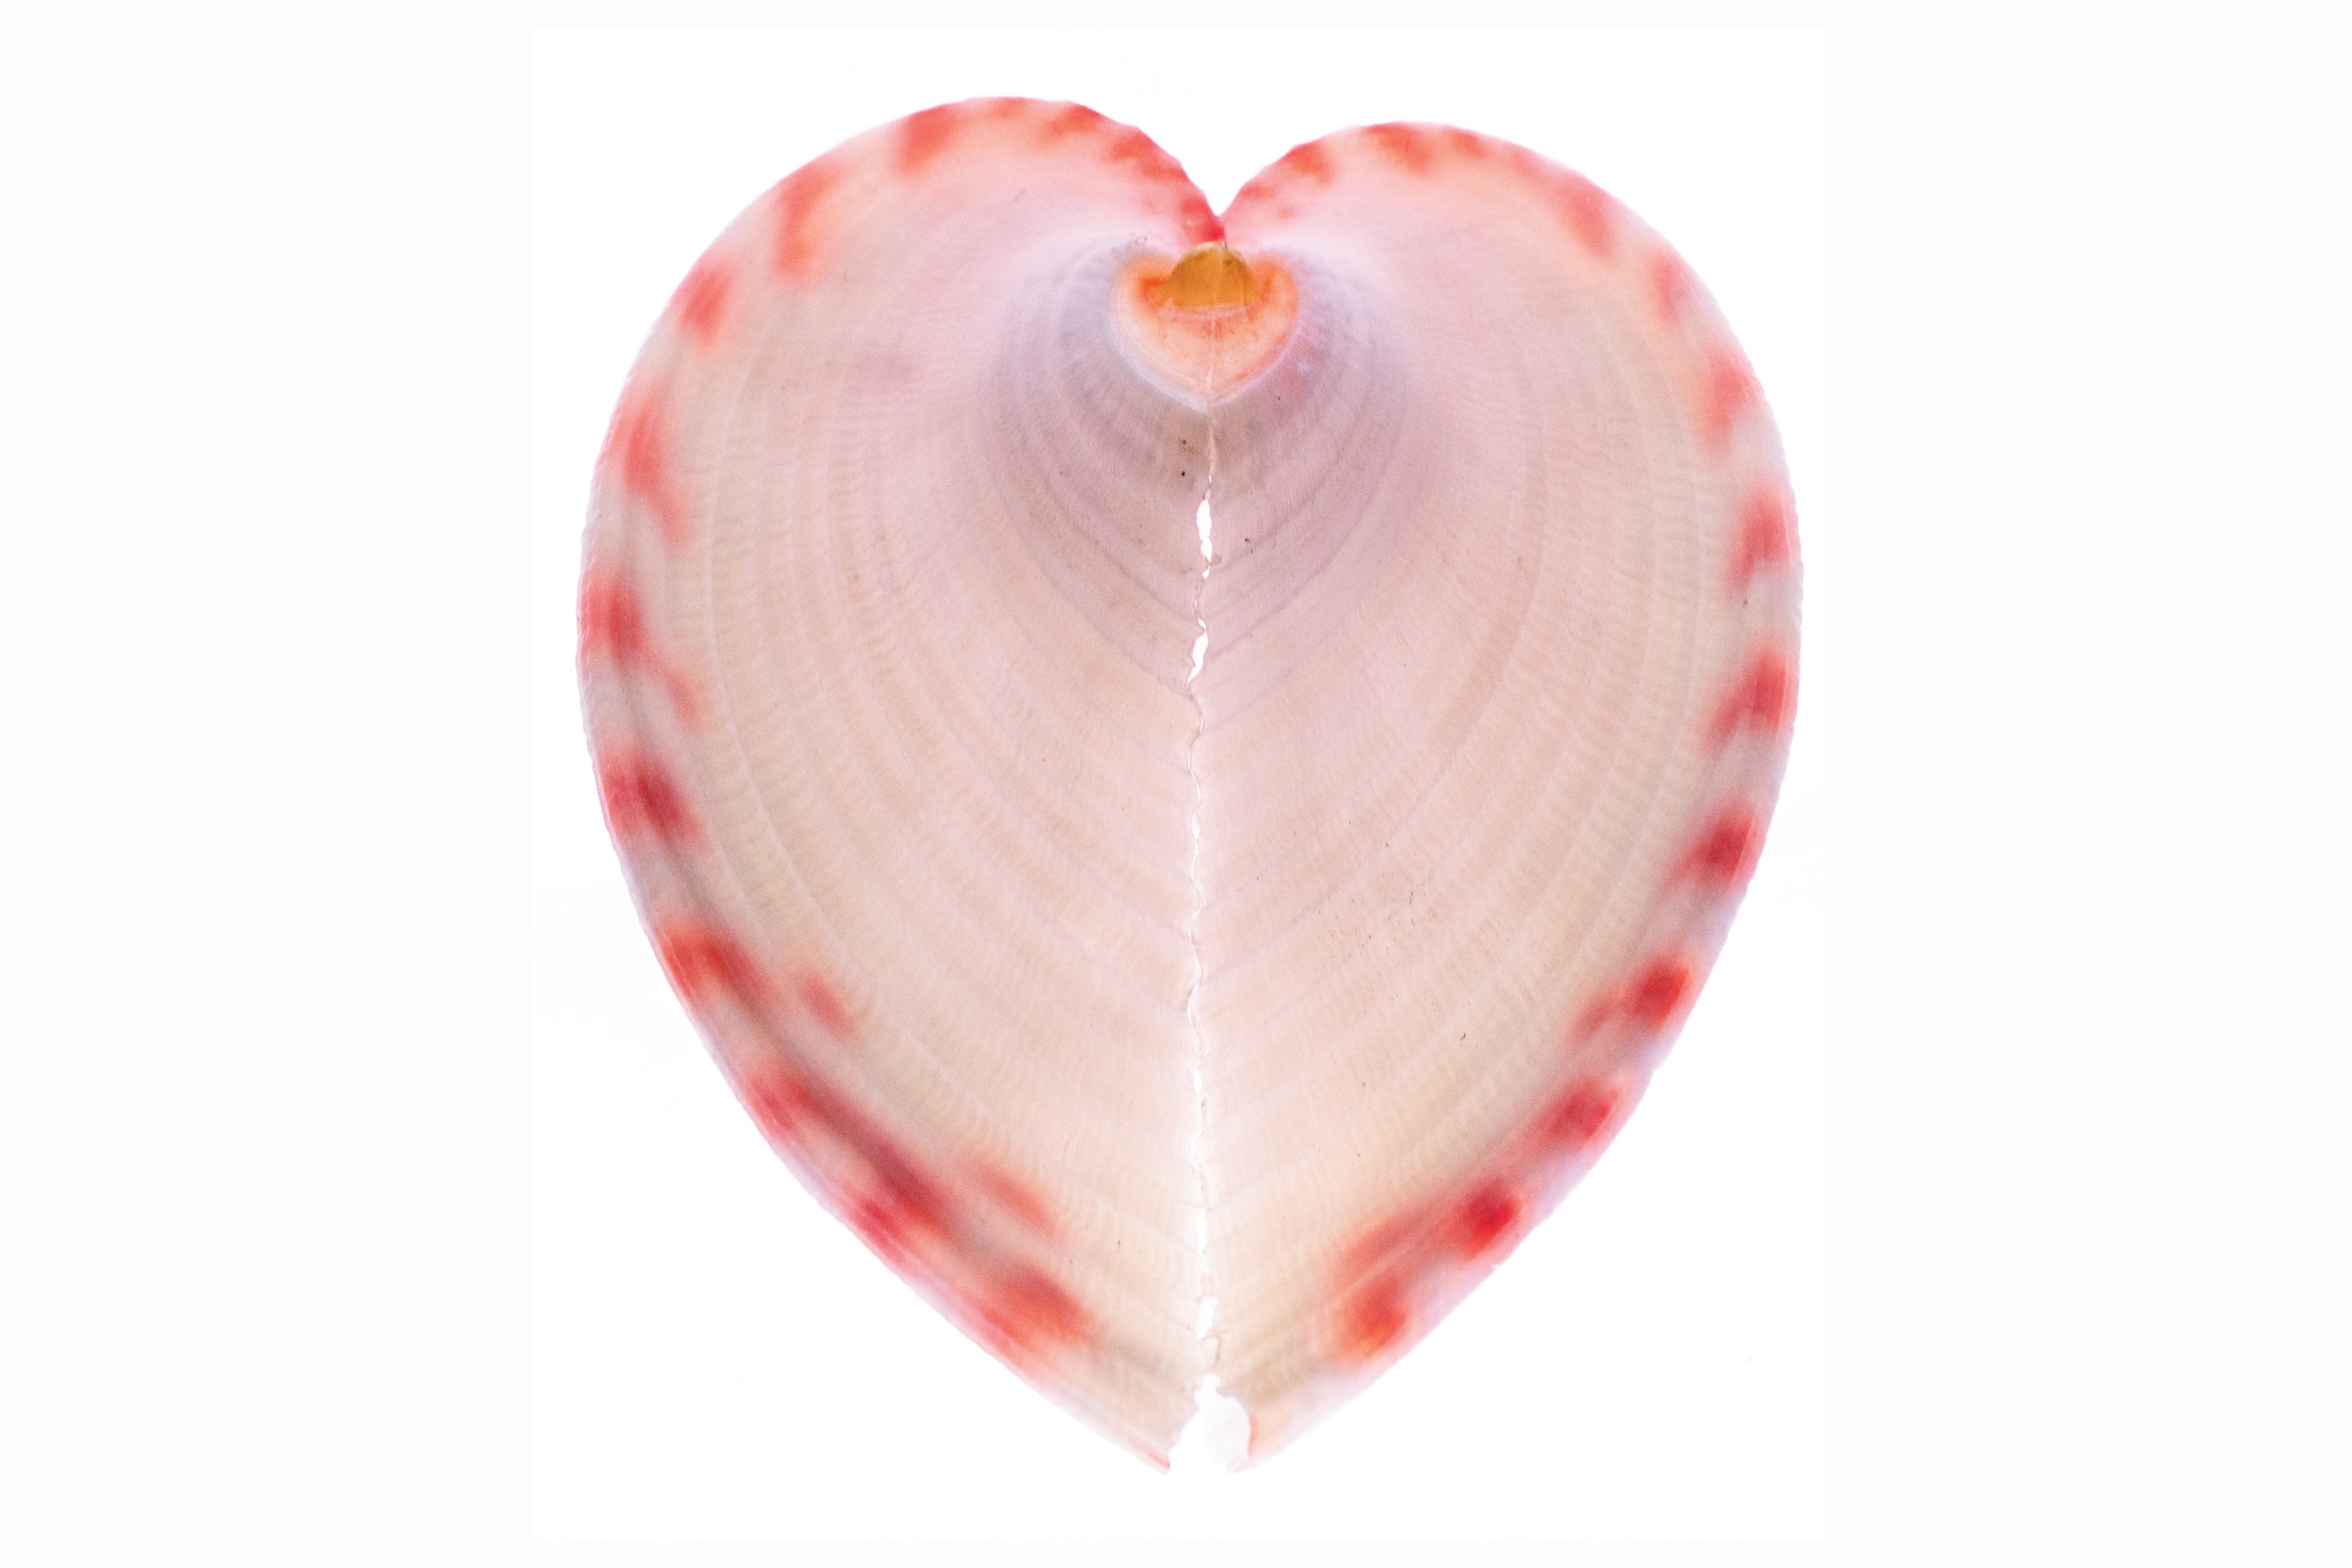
[578,97,1797,1468]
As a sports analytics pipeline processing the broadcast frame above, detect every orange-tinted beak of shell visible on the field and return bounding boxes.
[1116,243,1295,394]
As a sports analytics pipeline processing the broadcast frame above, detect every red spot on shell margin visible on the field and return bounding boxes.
[1711,648,1796,744]
[1573,955,1703,1045]
[974,1264,1091,1368]
[1535,1079,1624,1156]
[844,1138,956,1263]
[1450,1183,1526,1262]
[1543,167,1617,259]
[1700,346,1762,449]
[1331,1274,1413,1366]
[577,567,646,670]
[1620,956,1697,1033]
[602,385,684,542]
[1365,122,1435,174]
[795,971,855,1038]
[1103,124,1175,182]
[1038,102,1102,145]
[596,751,697,844]
[740,1061,813,1150]
[751,1065,963,1270]
[578,567,700,724]
[1278,139,1334,185]
[670,251,733,347]
[896,103,963,172]
[1680,806,1764,888]
[653,919,769,1009]
[771,158,840,282]
[1731,488,1796,586]
[1650,250,1696,321]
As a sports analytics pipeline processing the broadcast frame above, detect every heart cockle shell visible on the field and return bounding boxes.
[580,97,1798,1467]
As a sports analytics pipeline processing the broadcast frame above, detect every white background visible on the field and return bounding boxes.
[3,7,2345,1562]
[532,28,1824,1543]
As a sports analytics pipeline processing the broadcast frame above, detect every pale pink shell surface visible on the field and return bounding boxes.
[578,97,1798,1466]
